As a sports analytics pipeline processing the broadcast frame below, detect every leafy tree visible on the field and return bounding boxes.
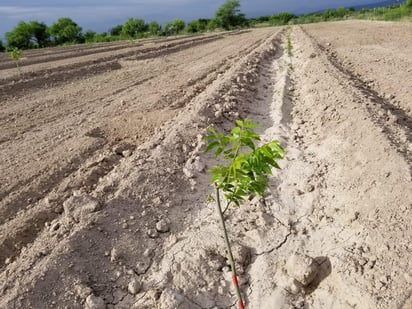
[269,12,296,25]
[197,19,210,32]
[164,18,185,35]
[29,21,49,47]
[5,21,49,49]
[249,15,271,25]
[186,20,200,33]
[207,19,218,31]
[122,18,147,38]
[335,7,348,18]
[6,21,31,49]
[322,9,334,20]
[173,18,186,34]
[110,24,123,36]
[94,32,109,42]
[257,15,271,22]
[49,18,83,44]
[164,21,174,36]
[148,21,161,36]
[215,0,247,30]
[185,19,209,33]
[0,40,4,52]
[407,0,412,7]
[84,30,96,43]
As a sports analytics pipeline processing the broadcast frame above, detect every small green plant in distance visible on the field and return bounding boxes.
[206,118,285,308]
[286,27,293,71]
[9,47,22,73]
[287,33,293,57]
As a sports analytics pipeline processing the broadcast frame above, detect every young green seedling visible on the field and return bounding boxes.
[286,26,293,70]
[287,32,293,58]
[9,47,22,74]
[206,118,285,308]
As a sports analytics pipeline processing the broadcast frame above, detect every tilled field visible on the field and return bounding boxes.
[0,21,411,308]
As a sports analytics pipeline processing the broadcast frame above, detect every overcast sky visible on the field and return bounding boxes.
[0,0,388,39]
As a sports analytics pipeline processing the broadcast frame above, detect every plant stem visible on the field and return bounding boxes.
[16,62,21,74]
[222,201,232,215]
[215,185,245,309]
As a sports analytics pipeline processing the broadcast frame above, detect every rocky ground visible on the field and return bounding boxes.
[0,21,411,308]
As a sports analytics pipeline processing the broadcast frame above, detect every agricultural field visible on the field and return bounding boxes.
[0,20,411,308]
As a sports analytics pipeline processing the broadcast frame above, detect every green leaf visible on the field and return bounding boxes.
[205,135,216,141]
[262,164,272,175]
[231,126,241,135]
[205,118,284,212]
[242,137,255,150]
[208,127,217,134]
[235,119,244,127]
[205,141,219,152]
[215,147,224,157]
[259,145,273,158]
[243,118,258,128]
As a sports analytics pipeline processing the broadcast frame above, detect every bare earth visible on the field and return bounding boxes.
[0,21,411,309]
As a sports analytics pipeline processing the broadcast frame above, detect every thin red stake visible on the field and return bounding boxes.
[232,275,245,309]
[215,186,245,308]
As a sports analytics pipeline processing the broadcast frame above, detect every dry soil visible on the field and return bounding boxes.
[0,21,411,309]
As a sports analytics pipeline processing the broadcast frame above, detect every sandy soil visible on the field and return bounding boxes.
[0,21,411,308]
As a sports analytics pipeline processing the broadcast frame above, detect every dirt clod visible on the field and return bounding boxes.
[156,219,170,233]
[75,283,93,300]
[110,248,119,263]
[182,167,194,179]
[122,150,132,157]
[85,295,106,309]
[147,229,159,238]
[286,253,319,286]
[63,194,100,223]
[127,279,141,295]
[159,289,189,309]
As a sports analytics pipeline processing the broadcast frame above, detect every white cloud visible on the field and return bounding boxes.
[0,6,44,16]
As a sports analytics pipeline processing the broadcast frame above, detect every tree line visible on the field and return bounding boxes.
[1,0,411,52]
[249,0,411,26]
[0,0,247,52]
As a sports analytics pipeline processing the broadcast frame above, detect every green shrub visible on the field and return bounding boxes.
[163,18,185,36]
[383,9,402,20]
[207,19,218,31]
[84,30,96,43]
[335,7,348,18]
[148,21,161,36]
[269,12,296,25]
[5,20,49,49]
[109,25,123,36]
[9,47,23,73]
[186,20,200,33]
[48,18,83,45]
[122,18,147,38]
[94,32,110,42]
